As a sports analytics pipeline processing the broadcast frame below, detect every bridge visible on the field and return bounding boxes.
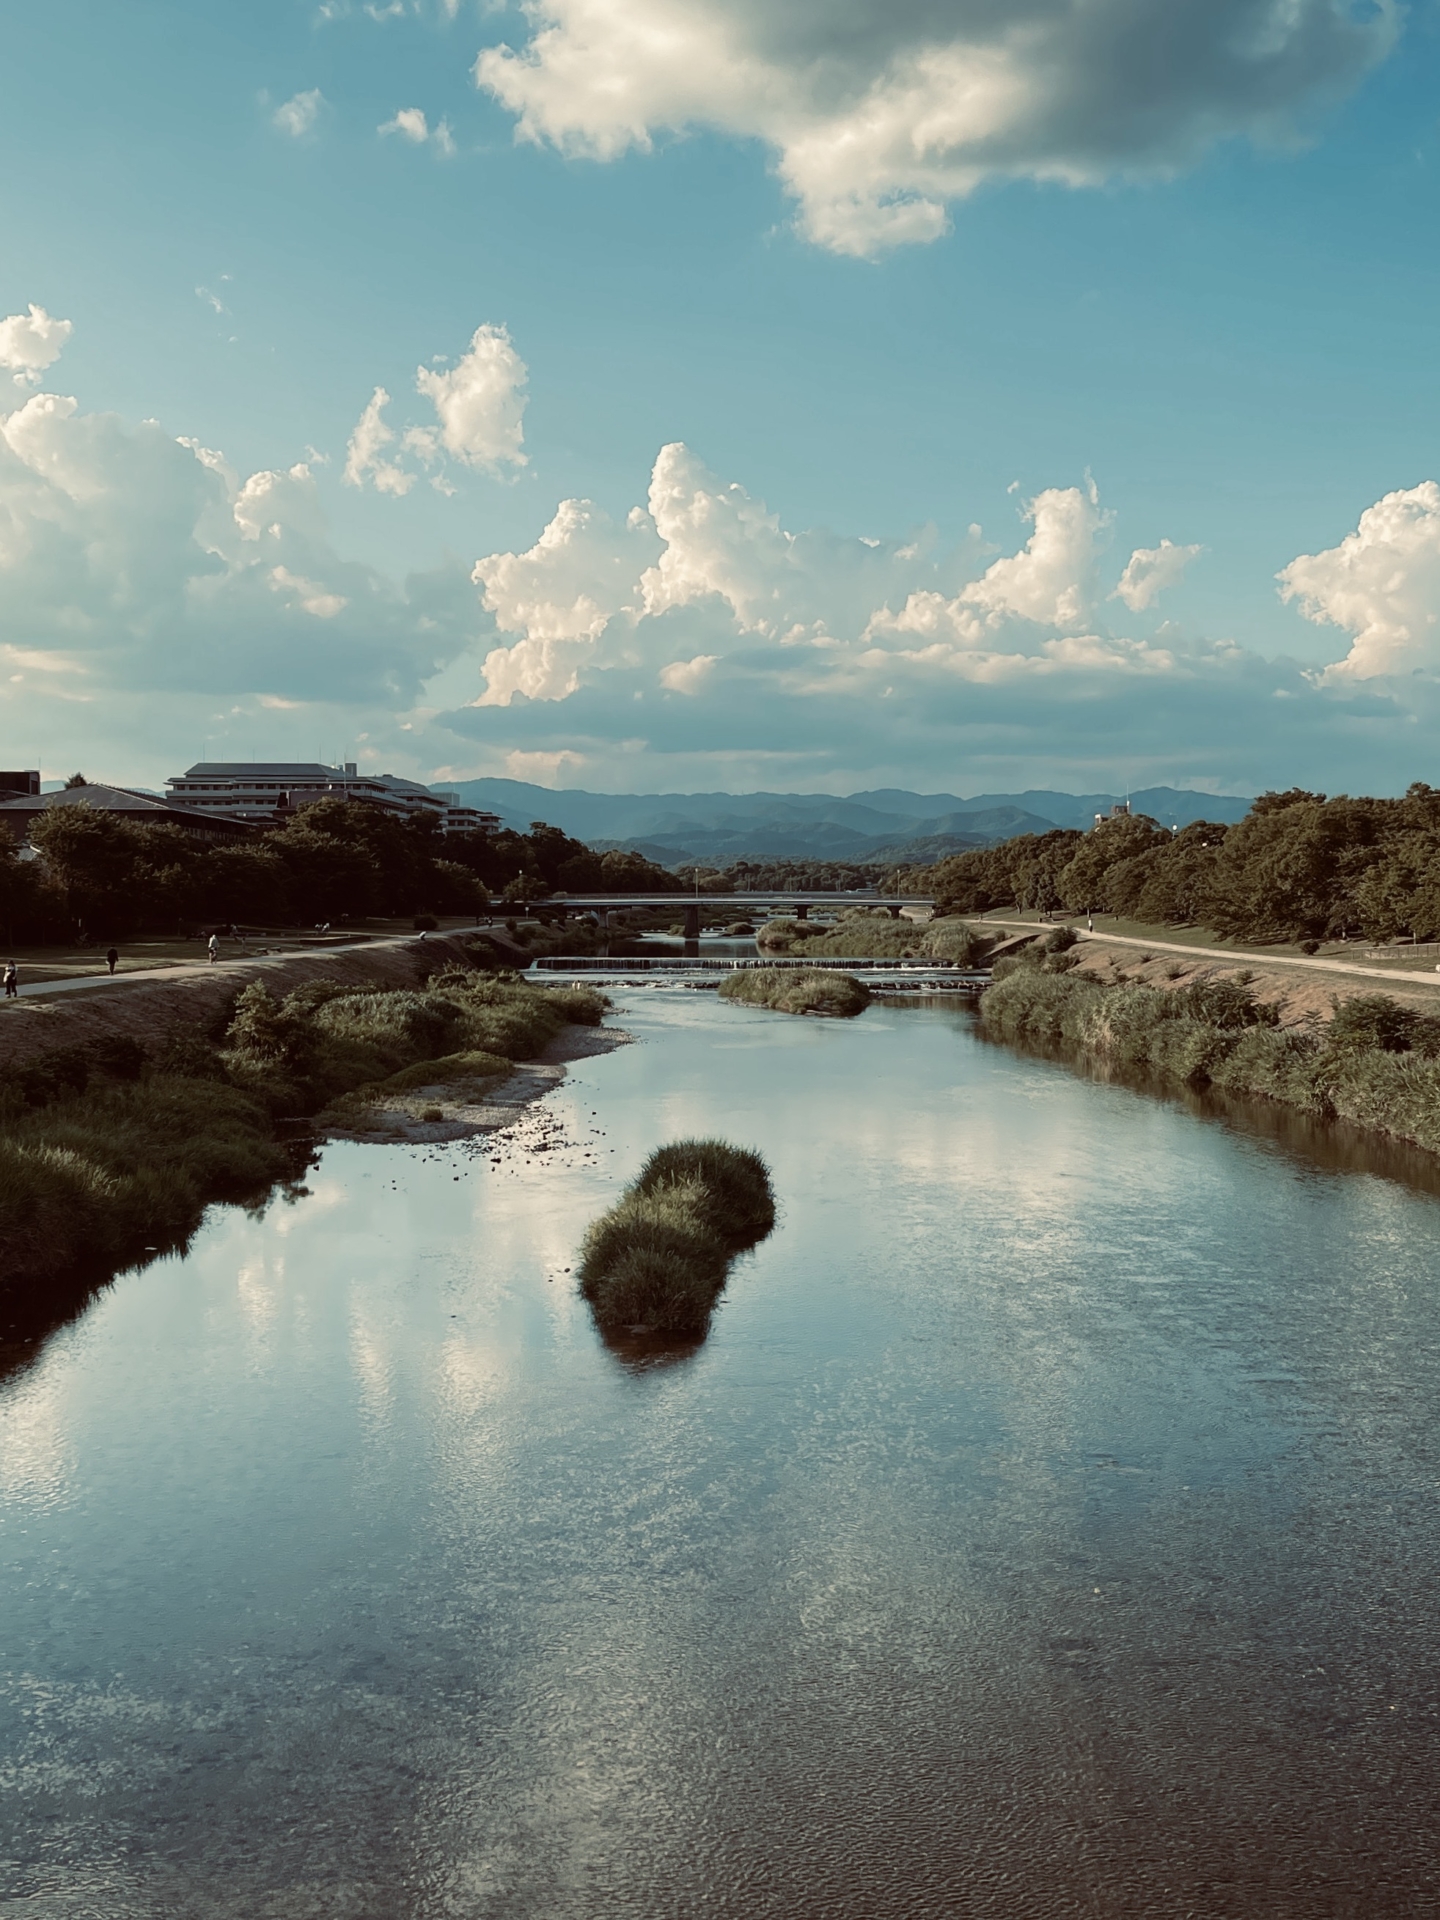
[537,891,935,941]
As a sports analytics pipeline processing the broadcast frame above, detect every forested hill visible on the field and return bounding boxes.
[913,785,1440,945]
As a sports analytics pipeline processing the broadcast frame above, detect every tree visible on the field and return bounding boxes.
[1055,814,1169,914]
[29,807,144,935]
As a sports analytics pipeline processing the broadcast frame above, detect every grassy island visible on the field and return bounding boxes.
[579,1139,776,1336]
[983,946,1440,1155]
[757,911,991,965]
[718,968,871,1017]
[0,970,605,1299]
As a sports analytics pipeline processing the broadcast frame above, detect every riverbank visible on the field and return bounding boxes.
[0,952,612,1305]
[982,946,1440,1155]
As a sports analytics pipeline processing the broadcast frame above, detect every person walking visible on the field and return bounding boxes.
[3,961,16,999]
[207,933,219,964]
[105,946,119,976]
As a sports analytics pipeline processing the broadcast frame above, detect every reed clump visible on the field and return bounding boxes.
[579,1139,775,1336]
[718,968,870,1018]
[982,957,1440,1154]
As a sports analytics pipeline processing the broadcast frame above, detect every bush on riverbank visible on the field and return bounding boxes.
[982,960,1440,1154]
[718,968,871,1017]
[579,1140,775,1336]
[0,972,607,1297]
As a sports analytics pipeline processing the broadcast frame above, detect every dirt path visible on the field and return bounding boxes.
[977,918,1440,1015]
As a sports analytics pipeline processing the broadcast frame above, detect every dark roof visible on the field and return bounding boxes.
[177,762,340,779]
[0,785,251,833]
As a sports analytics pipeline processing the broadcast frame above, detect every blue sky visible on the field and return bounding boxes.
[3,0,1440,797]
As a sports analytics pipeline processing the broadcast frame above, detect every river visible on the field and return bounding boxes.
[3,991,1439,1917]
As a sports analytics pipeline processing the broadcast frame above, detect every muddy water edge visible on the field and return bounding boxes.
[2,989,1440,1918]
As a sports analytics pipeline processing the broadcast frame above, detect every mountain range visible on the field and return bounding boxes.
[450,781,1255,867]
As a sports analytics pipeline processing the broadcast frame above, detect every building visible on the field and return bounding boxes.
[428,791,504,837]
[163,762,500,835]
[0,782,255,846]
[0,771,40,798]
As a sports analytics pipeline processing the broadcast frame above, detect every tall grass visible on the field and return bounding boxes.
[758,913,992,965]
[579,1139,775,1336]
[718,968,871,1017]
[1,971,608,1298]
[0,1077,290,1296]
[982,961,1440,1155]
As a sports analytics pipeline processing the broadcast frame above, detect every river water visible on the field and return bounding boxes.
[3,992,1439,1918]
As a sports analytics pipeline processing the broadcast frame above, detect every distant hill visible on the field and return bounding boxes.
[451,779,1253,866]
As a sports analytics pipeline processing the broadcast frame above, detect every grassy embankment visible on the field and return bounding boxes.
[0,970,604,1296]
[718,968,871,1017]
[579,1139,775,1336]
[758,911,992,965]
[983,935,1440,1153]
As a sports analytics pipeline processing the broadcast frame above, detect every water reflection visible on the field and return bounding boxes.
[3,993,1440,1917]
[595,1324,707,1372]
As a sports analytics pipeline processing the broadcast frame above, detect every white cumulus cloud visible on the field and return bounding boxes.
[475,0,1397,254]
[1280,482,1440,681]
[347,325,528,496]
[470,449,1156,710]
[379,106,456,154]
[0,304,73,388]
[867,485,1111,647]
[1113,537,1204,611]
[0,388,476,704]
[273,89,324,138]
[412,323,528,472]
[343,386,417,496]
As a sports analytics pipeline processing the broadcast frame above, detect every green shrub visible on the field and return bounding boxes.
[1327,994,1415,1053]
[578,1139,776,1337]
[718,968,870,1017]
[632,1139,775,1253]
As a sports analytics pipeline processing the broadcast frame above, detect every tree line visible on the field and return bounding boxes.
[0,798,680,943]
[912,784,1440,945]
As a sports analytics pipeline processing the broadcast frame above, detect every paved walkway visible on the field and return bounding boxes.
[3,935,426,1001]
[981,919,1440,990]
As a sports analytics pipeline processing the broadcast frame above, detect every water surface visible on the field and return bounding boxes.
[3,993,1439,1917]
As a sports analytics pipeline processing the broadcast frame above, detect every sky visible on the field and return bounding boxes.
[3,0,1440,799]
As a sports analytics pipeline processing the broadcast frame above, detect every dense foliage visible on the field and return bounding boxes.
[913,784,1440,944]
[0,803,678,942]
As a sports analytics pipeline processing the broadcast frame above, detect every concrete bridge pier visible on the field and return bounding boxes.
[683,902,700,940]
[887,904,903,919]
[793,902,810,920]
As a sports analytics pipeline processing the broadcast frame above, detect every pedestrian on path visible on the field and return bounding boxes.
[207,933,219,964]
[3,961,16,998]
[105,946,119,975]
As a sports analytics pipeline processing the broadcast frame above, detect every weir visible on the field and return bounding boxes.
[531,955,989,991]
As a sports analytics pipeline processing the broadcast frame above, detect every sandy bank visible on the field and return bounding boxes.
[324,1020,633,1145]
